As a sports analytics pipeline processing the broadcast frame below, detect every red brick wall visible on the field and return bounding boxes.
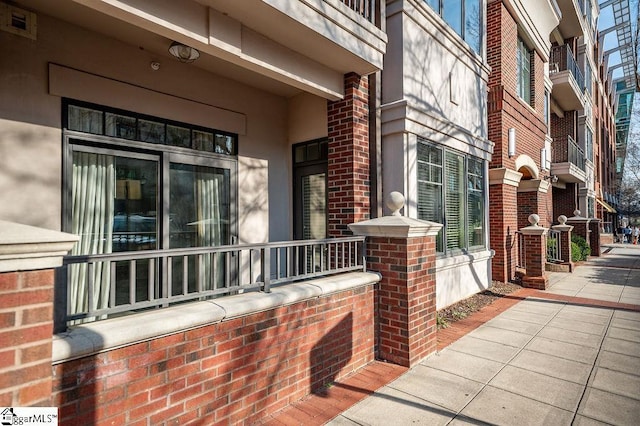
[487,1,546,169]
[489,183,519,283]
[52,286,375,425]
[553,184,578,220]
[367,236,437,367]
[517,189,553,229]
[488,1,549,283]
[521,233,548,290]
[327,73,370,237]
[0,269,55,407]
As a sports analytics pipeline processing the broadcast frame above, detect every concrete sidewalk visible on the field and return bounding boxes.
[327,244,640,425]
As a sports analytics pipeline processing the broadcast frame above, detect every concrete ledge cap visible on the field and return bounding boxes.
[349,216,443,238]
[520,225,549,236]
[0,220,78,272]
[52,271,380,363]
[552,224,573,232]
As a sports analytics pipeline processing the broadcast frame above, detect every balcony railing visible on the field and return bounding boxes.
[553,135,585,171]
[339,0,374,22]
[55,237,366,330]
[550,44,585,91]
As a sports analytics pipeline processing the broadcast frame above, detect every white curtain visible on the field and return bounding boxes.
[196,173,223,290]
[69,152,115,318]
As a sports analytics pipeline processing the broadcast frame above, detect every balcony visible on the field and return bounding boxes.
[551,135,587,183]
[550,44,585,111]
[556,0,585,38]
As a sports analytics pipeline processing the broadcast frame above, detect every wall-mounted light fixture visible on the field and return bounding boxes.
[508,128,516,157]
[168,41,200,63]
[540,147,548,171]
[543,174,558,183]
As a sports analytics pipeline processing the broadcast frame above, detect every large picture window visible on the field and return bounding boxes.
[425,0,483,55]
[63,100,237,320]
[417,139,486,253]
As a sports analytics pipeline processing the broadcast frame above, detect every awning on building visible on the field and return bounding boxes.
[596,198,617,213]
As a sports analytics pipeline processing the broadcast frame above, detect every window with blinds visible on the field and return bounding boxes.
[467,157,485,248]
[417,138,486,254]
[417,143,444,252]
[445,152,465,250]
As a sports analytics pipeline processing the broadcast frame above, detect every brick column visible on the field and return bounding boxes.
[328,73,370,237]
[349,193,442,367]
[488,168,522,283]
[520,214,549,290]
[566,210,590,252]
[552,215,574,272]
[0,221,77,407]
[588,218,601,257]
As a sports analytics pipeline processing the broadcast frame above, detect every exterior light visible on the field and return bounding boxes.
[543,174,558,183]
[508,128,516,157]
[168,41,200,63]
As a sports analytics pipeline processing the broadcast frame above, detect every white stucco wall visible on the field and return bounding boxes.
[0,12,293,243]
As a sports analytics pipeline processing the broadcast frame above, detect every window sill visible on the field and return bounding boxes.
[52,271,380,364]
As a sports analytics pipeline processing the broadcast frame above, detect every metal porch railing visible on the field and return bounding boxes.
[546,229,563,263]
[515,231,525,269]
[55,237,366,330]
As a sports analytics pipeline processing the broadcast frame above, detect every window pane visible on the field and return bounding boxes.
[214,134,234,155]
[113,157,158,252]
[443,0,462,36]
[467,157,484,247]
[167,125,191,148]
[138,119,165,144]
[193,130,214,152]
[445,152,465,250]
[68,105,103,134]
[169,163,230,249]
[417,141,444,252]
[426,0,440,12]
[169,163,230,292]
[106,113,136,140]
[69,151,158,318]
[464,0,481,54]
[517,38,531,104]
[302,173,326,239]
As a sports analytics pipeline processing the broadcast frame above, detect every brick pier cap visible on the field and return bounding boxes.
[0,220,79,272]
[348,192,443,238]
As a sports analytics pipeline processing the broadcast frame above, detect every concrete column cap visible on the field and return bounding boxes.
[0,220,79,272]
[348,192,443,238]
[552,224,574,232]
[520,226,549,236]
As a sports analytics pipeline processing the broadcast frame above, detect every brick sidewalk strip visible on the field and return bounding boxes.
[257,361,407,425]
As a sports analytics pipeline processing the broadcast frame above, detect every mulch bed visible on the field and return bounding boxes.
[437,281,523,329]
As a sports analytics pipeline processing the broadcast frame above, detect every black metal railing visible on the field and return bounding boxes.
[553,135,585,172]
[550,44,585,91]
[55,237,366,330]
